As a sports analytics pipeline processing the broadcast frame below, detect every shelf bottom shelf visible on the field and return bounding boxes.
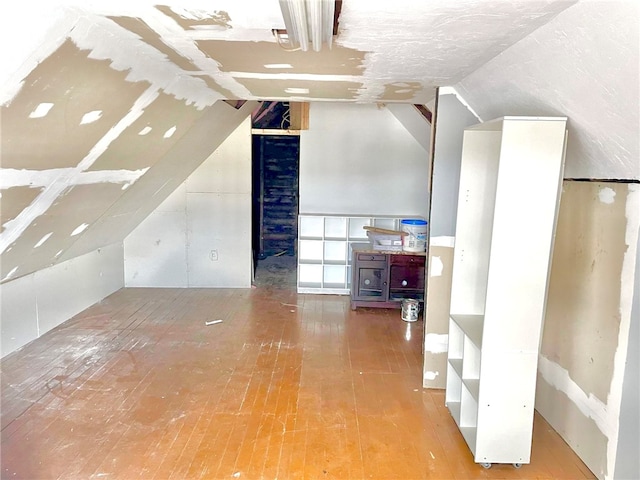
[460,426,477,454]
[446,403,477,455]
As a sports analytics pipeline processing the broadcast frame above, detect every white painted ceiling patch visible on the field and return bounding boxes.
[0,168,71,189]
[2,266,18,282]
[29,102,54,118]
[71,223,89,236]
[163,126,177,138]
[67,14,222,109]
[34,232,53,248]
[164,6,229,23]
[598,186,616,204]
[80,110,103,125]
[284,87,309,94]
[75,168,150,186]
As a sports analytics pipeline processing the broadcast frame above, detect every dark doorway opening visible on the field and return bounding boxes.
[251,102,300,289]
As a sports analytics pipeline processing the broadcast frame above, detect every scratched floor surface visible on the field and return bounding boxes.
[1,287,595,480]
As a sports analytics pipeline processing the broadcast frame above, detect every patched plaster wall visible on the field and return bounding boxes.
[0,0,262,285]
[422,241,454,388]
[3,1,636,287]
[537,182,639,479]
[1,2,638,476]
[1,98,255,283]
[1,1,580,105]
[422,91,479,389]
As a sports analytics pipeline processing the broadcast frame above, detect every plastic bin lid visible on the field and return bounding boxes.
[401,219,427,225]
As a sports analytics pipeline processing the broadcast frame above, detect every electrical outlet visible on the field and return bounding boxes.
[209,250,218,261]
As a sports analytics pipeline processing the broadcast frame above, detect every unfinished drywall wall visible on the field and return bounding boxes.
[57,101,257,264]
[1,100,254,283]
[0,15,256,285]
[299,103,429,219]
[536,181,639,480]
[1,243,124,357]
[1,1,576,106]
[422,90,479,388]
[124,117,252,288]
[422,241,453,388]
[0,37,155,281]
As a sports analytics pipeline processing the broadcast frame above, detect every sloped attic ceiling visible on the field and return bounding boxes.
[1,0,577,105]
[454,1,639,180]
[1,0,638,285]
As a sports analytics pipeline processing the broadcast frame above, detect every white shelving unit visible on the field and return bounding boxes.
[297,214,409,294]
[445,117,568,469]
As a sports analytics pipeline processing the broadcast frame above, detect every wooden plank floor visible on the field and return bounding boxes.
[1,286,595,480]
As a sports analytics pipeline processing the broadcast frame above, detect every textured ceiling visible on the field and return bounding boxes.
[454,1,639,179]
[1,0,577,106]
[1,0,638,284]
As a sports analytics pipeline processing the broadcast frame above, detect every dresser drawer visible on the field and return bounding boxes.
[389,254,425,266]
[357,253,386,262]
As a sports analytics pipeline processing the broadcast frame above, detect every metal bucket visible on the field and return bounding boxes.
[401,298,420,322]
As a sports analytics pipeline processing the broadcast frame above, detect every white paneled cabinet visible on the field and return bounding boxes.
[445,117,568,468]
[297,215,407,294]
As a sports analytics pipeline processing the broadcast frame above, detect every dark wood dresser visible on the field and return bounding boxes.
[350,243,426,310]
